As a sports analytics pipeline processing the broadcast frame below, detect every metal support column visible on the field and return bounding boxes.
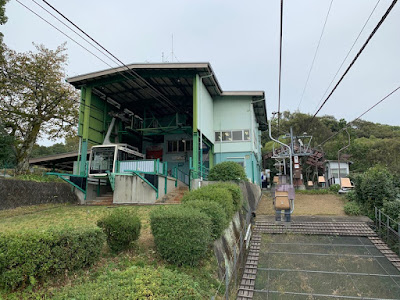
[79,86,92,176]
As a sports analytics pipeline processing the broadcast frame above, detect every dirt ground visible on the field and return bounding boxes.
[257,191,346,216]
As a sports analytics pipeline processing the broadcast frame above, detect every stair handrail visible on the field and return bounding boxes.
[125,170,158,200]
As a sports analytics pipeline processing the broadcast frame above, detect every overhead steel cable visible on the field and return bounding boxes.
[40,0,179,112]
[297,0,334,111]
[308,0,398,127]
[313,0,382,113]
[277,0,284,131]
[15,0,114,68]
[30,0,119,68]
[316,85,400,148]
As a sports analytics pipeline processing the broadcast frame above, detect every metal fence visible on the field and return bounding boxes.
[211,207,252,299]
[374,207,400,255]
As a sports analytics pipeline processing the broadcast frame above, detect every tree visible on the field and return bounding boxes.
[0,43,79,173]
[0,0,9,58]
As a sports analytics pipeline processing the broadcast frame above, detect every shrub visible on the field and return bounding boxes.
[296,189,331,195]
[53,266,204,299]
[208,182,243,211]
[97,208,141,253]
[181,186,235,218]
[355,166,396,213]
[345,190,357,202]
[382,200,400,222]
[0,228,105,290]
[329,184,341,193]
[184,200,228,239]
[344,202,362,216]
[150,206,212,265]
[208,161,248,182]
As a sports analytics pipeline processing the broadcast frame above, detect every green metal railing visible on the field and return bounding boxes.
[46,172,87,199]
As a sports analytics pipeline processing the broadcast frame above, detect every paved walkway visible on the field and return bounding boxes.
[237,217,400,300]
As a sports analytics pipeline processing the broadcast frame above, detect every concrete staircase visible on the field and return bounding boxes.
[86,192,113,206]
[158,186,189,204]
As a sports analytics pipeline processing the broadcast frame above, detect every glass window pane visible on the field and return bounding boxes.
[215,132,221,142]
[187,140,193,151]
[222,131,232,141]
[244,130,250,140]
[172,141,177,152]
[232,131,243,141]
[178,140,184,152]
[168,141,173,152]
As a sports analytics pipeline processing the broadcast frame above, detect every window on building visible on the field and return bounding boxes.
[167,139,193,153]
[215,132,222,142]
[214,130,251,142]
[222,131,232,141]
[244,130,250,140]
[232,130,243,141]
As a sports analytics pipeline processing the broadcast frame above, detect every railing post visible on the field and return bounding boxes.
[375,207,378,227]
[398,222,400,255]
[379,209,382,237]
[233,246,237,287]
[225,271,229,300]
[387,216,390,241]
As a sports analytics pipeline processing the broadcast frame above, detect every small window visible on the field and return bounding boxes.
[222,131,232,141]
[215,132,221,142]
[232,131,243,141]
[167,141,173,152]
[185,140,193,151]
[178,140,185,152]
[244,130,250,140]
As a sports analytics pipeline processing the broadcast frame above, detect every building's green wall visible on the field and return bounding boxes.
[214,151,261,185]
[213,96,253,153]
[198,80,214,143]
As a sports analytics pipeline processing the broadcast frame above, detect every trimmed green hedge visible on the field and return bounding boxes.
[53,266,204,299]
[0,228,105,290]
[181,186,235,218]
[184,200,228,239]
[97,208,141,253]
[207,182,243,211]
[150,206,212,266]
[208,161,248,181]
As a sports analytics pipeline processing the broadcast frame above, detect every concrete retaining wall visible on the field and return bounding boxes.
[0,178,78,210]
[113,175,157,204]
[212,180,261,280]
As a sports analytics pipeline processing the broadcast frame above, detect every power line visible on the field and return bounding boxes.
[313,0,382,114]
[30,0,119,68]
[316,85,400,147]
[297,0,334,111]
[308,0,398,126]
[277,0,284,131]
[15,0,114,68]
[40,0,179,112]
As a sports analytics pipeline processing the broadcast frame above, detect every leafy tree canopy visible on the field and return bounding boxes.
[0,43,79,173]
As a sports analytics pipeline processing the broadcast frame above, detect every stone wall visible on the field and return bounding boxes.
[0,178,78,210]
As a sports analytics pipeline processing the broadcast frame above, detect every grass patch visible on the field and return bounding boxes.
[0,204,220,299]
[296,189,333,195]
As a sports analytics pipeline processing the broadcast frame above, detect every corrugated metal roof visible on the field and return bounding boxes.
[67,62,267,130]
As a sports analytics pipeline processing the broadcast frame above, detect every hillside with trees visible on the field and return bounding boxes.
[262,111,400,175]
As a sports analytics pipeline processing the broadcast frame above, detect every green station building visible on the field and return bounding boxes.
[66,63,267,203]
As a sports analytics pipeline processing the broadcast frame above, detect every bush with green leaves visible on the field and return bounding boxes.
[208,161,248,182]
[97,208,141,253]
[181,186,235,218]
[354,166,397,213]
[382,200,400,222]
[183,200,228,239]
[207,182,243,211]
[329,184,341,193]
[344,202,362,216]
[345,190,357,202]
[53,266,205,299]
[150,206,212,265]
[0,228,105,290]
